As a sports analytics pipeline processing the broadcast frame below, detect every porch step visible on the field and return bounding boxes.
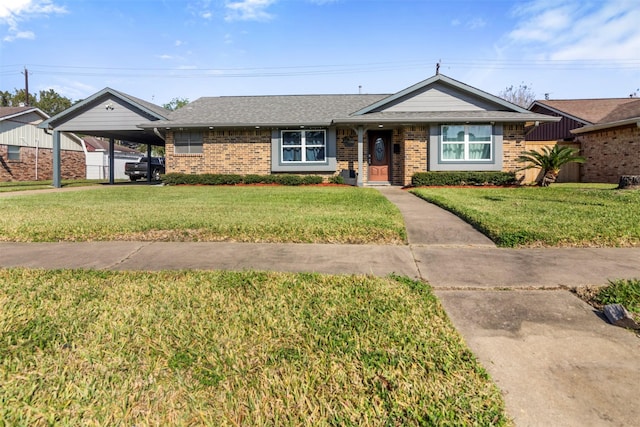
[365,181,392,187]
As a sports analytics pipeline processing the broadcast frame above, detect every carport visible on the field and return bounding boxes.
[38,88,168,187]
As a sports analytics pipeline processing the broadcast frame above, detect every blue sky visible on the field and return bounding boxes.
[1,0,639,107]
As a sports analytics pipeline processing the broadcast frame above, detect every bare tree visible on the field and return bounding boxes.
[498,83,536,108]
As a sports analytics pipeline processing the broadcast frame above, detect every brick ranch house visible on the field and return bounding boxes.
[0,106,85,182]
[529,98,640,183]
[41,74,559,186]
[139,74,559,186]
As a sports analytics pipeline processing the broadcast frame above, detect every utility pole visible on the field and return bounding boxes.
[22,67,29,106]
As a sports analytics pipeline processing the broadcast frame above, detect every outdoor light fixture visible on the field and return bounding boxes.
[378,124,383,128]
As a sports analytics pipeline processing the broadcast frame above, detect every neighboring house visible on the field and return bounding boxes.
[571,99,640,183]
[529,98,640,183]
[0,106,85,181]
[83,135,143,180]
[141,73,558,186]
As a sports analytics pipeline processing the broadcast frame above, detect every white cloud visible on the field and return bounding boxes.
[468,18,486,30]
[225,0,276,22]
[450,17,485,30]
[201,11,212,19]
[175,40,183,47]
[224,33,233,44]
[45,81,96,101]
[158,54,173,60]
[507,0,640,60]
[3,29,34,41]
[0,0,66,42]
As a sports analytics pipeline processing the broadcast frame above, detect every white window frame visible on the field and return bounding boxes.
[7,145,20,161]
[174,131,203,154]
[281,129,326,163]
[441,124,493,162]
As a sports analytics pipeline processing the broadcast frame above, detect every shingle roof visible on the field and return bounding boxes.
[534,98,638,124]
[154,94,389,127]
[0,106,40,119]
[334,110,558,124]
[597,98,640,123]
[111,89,170,118]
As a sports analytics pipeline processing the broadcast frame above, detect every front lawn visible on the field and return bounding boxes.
[0,179,104,193]
[0,269,509,426]
[411,184,640,247]
[0,186,406,244]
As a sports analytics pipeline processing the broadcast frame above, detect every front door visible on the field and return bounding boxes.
[368,130,392,182]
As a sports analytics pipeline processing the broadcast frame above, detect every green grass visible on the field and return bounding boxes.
[411,184,640,247]
[0,186,406,244]
[0,269,509,426]
[596,279,640,314]
[0,179,107,193]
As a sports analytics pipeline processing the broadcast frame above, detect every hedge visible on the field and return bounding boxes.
[161,173,324,186]
[411,171,518,187]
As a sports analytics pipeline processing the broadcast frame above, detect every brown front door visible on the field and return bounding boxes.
[368,130,391,182]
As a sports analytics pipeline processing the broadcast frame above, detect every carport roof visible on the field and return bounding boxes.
[38,87,169,146]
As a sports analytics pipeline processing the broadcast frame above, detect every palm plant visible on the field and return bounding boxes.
[517,145,585,187]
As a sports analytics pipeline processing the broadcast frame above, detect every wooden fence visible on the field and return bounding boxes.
[521,141,581,184]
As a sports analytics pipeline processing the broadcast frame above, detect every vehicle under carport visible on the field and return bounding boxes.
[38,87,169,187]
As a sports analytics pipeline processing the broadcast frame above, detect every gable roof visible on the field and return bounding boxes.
[531,98,638,125]
[39,87,169,130]
[572,98,640,134]
[0,106,47,121]
[0,106,84,146]
[147,94,388,128]
[353,73,531,115]
[140,73,559,129]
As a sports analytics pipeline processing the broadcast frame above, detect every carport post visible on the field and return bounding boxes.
[109,138,115,185]
[147,144,152,183]
[52,130,61,188]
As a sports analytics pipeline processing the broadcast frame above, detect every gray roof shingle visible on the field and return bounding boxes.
[151,94,388,127]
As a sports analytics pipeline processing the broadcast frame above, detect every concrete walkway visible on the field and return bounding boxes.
[1,185,639,426]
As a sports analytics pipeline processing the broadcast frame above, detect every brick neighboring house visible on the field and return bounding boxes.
[571,99,640,183]
[0,106,85,181]
[141,74,559,186]
[529,98,640,183]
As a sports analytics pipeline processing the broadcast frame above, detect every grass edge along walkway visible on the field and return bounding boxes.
[410,184,640,248]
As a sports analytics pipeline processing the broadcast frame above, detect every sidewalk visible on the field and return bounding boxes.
[1,185,639,426]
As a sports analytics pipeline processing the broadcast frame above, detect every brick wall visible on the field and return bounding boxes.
[501,123,527,180]
[402,126,428,186]
[391,128,404,185]
[0,145,85,181]
[336,128,358,179]
[580,125,640,183]
[166,129,271,175]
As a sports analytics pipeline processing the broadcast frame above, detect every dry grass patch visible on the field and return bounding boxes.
[0,269,508,426]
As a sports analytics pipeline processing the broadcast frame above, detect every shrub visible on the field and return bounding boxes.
[329,175,345,185]
[161,173,324,186]
[411,172,517,187]
[301,175,323,185]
